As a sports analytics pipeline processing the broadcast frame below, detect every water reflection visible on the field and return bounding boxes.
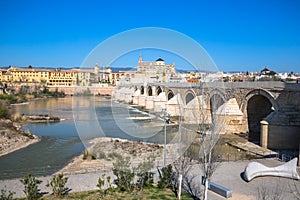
[0,97,175,180]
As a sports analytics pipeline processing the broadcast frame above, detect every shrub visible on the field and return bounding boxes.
[20,174,42,200]
[0,187,15,200]
[112,156,134,191]
[107,152,122,160]
[83,150,96,160]
[97,174,105,191]
[97,174,113,197]
[0,104,9,119]
[46,173,68,197]
[135,155,155,190]
[157,164,175,189]
[0,94,17,104]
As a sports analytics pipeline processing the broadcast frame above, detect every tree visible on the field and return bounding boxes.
[179,88,224,200]
[20,174,42,200]
[112,155,134,191]
[0,187,15,200]
[46,173,68,197]
[173,150,201,200]
[256,179,285,200]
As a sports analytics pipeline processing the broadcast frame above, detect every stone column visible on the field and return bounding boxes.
[152,86,156,96]
[260,120,269,148]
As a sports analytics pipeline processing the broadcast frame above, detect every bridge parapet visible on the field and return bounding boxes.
[120,81,300,91]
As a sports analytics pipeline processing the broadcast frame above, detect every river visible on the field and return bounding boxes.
[0,96,178,180]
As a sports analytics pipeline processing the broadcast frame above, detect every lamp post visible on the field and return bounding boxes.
[162,108,167,166]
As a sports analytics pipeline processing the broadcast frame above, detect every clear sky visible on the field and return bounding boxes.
[0,0,299,72]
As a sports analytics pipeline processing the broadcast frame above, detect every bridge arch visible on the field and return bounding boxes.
[156,86,162,96]
[167,90,174,100]
[245,89,277,143]
[209,89,226,112]
[140,86,144,95]
[185,90,196,105]
[147,86,153,96]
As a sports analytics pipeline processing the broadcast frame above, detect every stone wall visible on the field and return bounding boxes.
[268,125,300,149]
[48,86,115,95]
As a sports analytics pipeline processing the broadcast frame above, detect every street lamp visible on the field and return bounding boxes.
[162,108,167,166]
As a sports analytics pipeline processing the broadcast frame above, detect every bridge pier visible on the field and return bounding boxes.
[166,94,182,116]
[153,92,167,112]
[145,96,154,110]
[260,120,269,148]
[138,95,146,107]
[132,89,140,105]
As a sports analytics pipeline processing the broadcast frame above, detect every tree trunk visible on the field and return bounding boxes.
[204,179,209,200]
[177,174,182,200]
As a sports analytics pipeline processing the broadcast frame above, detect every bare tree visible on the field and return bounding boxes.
[178,90,224,200]
[198,92,224,200]
[289,179,300,200]
[173,151,202,200]
[256,179,285,200]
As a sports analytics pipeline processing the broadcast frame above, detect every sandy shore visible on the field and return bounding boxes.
[0,119,40,157]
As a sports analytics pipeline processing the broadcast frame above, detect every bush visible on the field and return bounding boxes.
[135,155,155,190]
[97,174,105,190]
[0,187,15,200]
[0,94,17,104]
[97,174,113,198]
[107,152,122,160]
[112,156,134,191]
[157,164,175,189]
[46,173,68,197]
[20,174,42,200]
[83,150,96,160]
[0,105,9,119]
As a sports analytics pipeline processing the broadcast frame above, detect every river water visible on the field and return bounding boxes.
[0,97,176,180]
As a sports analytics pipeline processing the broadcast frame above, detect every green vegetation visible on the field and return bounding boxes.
[0,104,9,119]
[0,94,17,104]
[97,174,113,197]
[112,155,135,191]
[158,164,176,190]
[16,186,193,200]
[11,154,194,200]
[135,155,156,190]
[82,150,96,160]
[0,187,15,200]
[46,173,68,197]
[107,151,122,160]
[20,174,42,200]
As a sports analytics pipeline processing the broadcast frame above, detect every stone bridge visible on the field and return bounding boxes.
[113,81,300,150]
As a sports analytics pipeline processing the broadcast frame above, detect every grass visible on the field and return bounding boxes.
[16,186,193,200]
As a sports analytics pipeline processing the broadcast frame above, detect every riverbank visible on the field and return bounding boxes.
[0,119,40,157]
[59,137,164,174]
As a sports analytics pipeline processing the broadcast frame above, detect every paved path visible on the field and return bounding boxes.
[223,134,278,158]
[0,171,114,199]
[0,159,299,199]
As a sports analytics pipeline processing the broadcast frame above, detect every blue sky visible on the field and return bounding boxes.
[0,0,299,72]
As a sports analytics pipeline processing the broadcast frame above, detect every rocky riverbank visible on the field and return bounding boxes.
[11,113,60,123]
[59,137,164,174]
[0,119,40,157]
